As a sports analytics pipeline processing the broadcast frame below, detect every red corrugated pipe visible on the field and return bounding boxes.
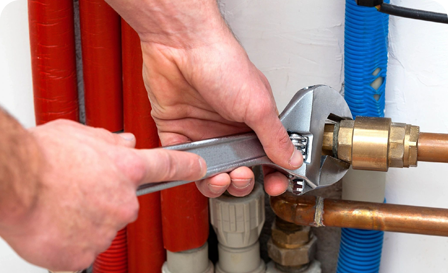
[28,0,79,125]
[93,228,127,273]
[122,20,166,273]
[79,0,123,132]
[78,1,126,272]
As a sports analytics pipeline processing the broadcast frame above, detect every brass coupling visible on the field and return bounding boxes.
[267,217,317,269]
[323,117,419,171]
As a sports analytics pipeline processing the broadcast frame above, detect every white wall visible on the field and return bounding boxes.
[221,0,448,272]
[0,0,35,128]
[0,0,44,272]
[1,0,448,272]
[382,0,448,271]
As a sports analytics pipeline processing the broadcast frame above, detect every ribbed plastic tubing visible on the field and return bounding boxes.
[344,0,390,118]
[93,228,128,273]
[337,1,389,272]
[337,228,384,273]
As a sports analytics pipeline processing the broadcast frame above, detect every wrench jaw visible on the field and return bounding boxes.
[279,85,353,195]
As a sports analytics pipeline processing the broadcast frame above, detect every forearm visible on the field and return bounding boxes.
[0,109,41,233]
[106,0,230,47]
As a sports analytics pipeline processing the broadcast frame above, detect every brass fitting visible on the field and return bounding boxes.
[271,218,311,249]
[267,235,317,268]
[323,117,419,171]
[268,217,317,268]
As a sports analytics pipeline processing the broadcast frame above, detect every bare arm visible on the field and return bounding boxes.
[0,108,41,232]
[0,112,205,271]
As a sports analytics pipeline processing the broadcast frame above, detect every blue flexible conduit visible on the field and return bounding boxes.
[337,1,389,272]
[344,0,390,117]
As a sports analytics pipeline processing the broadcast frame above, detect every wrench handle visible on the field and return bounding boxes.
[136,132,270,196]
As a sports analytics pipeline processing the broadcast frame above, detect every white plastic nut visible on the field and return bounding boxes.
[215,241,266,273]
[161,243,214,273]
[210,183,265,248]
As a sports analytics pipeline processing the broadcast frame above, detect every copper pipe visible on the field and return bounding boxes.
[271,193,448,237]
[418,133,448,163]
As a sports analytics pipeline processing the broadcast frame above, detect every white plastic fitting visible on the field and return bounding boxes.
[210,183,265,248]
[266,260,322,273]
[215,241,265,273]
[210,182,266,273]
[161,242,214,273]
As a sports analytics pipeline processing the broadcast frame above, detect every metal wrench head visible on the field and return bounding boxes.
[275,85,352,195]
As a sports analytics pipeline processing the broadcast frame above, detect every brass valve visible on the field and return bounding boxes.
[323,117,419,171]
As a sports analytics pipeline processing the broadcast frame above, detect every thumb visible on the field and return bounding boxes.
[133,148,207,185]
[246,104,303,170]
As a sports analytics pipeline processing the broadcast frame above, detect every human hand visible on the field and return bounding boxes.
[0,120,205,271]
[106,0,303,198]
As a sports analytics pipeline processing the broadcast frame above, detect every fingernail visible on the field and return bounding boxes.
[288,149,303,169]
[119,133,135,142]
[209,184,227,194]
[231,178,252,189]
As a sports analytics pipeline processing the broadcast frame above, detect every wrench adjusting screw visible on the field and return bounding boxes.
[288,174,305,195]
[289,133,308,160]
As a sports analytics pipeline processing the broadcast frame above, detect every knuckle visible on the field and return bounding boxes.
[50,119,74,128]
[277,127,292,148]
[120,152,147,183]
[95,128,114,140]
[158,151,176,181]
[122,197,140,223]
[247,98,277,126]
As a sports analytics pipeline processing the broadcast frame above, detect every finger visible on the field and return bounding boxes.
[90,127,136,148]
[227,167,255,197]
[117,133,137,148]
[159,132,192,146]
[246,102,303,170]
[132,149,207,185]
[195,173,231,198]
[262,166,289,196]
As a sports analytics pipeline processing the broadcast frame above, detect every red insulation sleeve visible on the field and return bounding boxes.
[93,228,128,273]
[79,1,126,272]
[122,20,166,272]
[28,0,79,125]
[161,184,209,252]
[79,0,123,132]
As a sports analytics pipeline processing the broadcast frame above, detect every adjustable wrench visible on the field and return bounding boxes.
[137,85,353,196]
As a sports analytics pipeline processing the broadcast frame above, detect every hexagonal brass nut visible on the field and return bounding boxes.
[268,234,317,267]
[404,125,419,167]
[271,222,311,249]
[337,120,355,163]
[388,123,406,168]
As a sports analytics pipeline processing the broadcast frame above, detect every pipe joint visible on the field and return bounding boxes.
[323,117,419,171]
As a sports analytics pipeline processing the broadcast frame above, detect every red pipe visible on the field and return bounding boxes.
[28,0,79,125]
[79,0,123,132]
[122,20,166,272]
[78,1,126,272]
[93,228,127,273]
[161,185,209,252]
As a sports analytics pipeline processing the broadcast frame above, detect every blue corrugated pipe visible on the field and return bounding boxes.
[344,0,389,118]
[337,0,389,272]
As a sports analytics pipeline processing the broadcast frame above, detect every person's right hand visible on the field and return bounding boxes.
[106,0,303,198]
[0,120,205,271]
